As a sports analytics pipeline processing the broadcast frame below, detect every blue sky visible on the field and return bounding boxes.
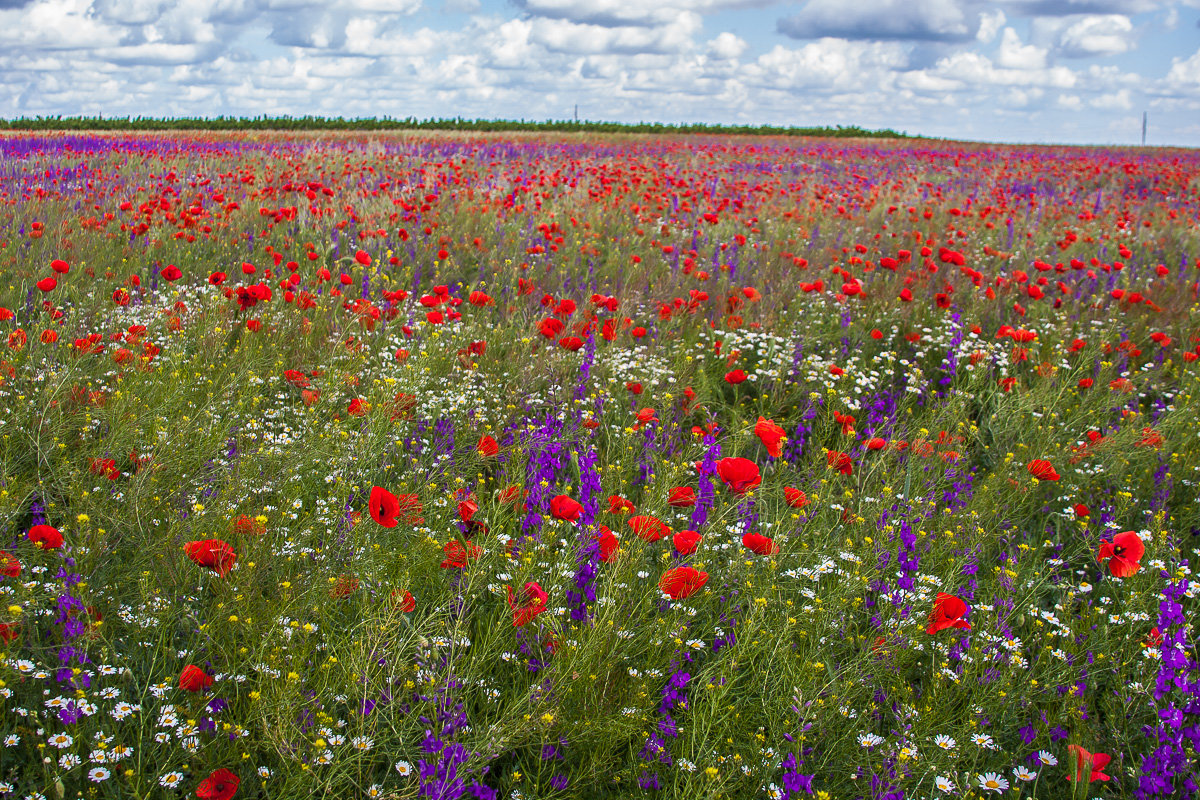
[1,0,1197,145]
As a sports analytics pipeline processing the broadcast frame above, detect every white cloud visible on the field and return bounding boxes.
[1164,46,1200,91]
[744,40,909,92]
[707,32,747,60]
[996,26,1048,68]
[1056,14,1134,56]
[976,9,1007,42]
[778,0,984,42]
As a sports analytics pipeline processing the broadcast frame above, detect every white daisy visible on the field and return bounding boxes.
[977,772,1009,793]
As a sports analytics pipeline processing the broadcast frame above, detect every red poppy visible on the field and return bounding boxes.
[742,533,779,556]
[595,525,620,562]
[179,664,214,692]
[1067,744,1113,783]
[233,515,265,536]
[355,250,371,266]
[754,417,787,458]
[716,457,761,494]
[0,622,17,643]
[724,369,747,385]
[394,590,416,613]
[369,486,401,528]
[672,529,702,555]
[196,768,240,800]
[506,581,549,627]
[667,486,696,507]
[549,495,584,522]
[347,398,370,416]
[0,550,21,578]
[625,381,643,395]
[607,495,636,514]
[468,290,494,306]
[658,566,709,600]
[36,277,57,293]
[826,450,854,476]
[440,540,482,569]
[1098,531,1145,578]
[28,525,63,550]
[1026,459,1060,481]
[160,264,182,281]
[784,487,809,508]
[477,435,499,457]
[926,592,970,635]
[184,539,237,577]
[50,259,69,274]
[499,485,528,510]
[1073,503,1090,517]
[538,318,565,339]
[629,515,670,542]
[865,437,886,451]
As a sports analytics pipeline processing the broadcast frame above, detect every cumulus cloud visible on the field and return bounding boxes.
[1055,14,1135,56]
[513,0,779,28]
[996,26,1048,68]
[778,0,985,42]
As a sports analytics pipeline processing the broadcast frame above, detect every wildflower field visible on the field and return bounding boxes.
[0,130,1197,800]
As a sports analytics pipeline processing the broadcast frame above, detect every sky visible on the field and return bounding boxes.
[1,0,1198,146]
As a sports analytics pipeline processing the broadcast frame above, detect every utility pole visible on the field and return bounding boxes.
[574,104,578,123]
[1142,112,1147,147]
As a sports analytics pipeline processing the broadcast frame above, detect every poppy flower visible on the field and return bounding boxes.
[826,450,854,476]
[926,592,970,635]
[50,259,69,274]
[233,515,265,536]
[355,249,371,266]
[28,525,63,550]
[347,398,370,416]
[595,526,620,562]
[1066,745,1112,783]
[0,622,17,643]
[196,768,240,800]
[499,485,528,510]
[477,435,499,457]
[160,264,182,281]
[549,495,583,522]
[667,486,696,507]
[625,381,643,395]
[865,437,886,451]
[672,529,702,555]
[742,533,780,556]
[754,417,787,458]
[1026,459,1060,481]
[784,487,809,508]
[629,515,670,542]
[1073,503,1090,517]
[538,318,564,339]
[369,486,401,528]
[184,539,237,577]
[36,277,57,292]
[716,457,761,494]
[468,290,494,306]
[658,566,709,600]
[329,574,359,599]
[394,590,416,612]
[440,540,482,569]
[724,369,747,385]
[0,550,21,578]
[179,665,214,693]
[1098,531,1144,578]
[607,495,636,515]
[506,581,549,627]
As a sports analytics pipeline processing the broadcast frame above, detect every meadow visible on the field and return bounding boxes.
[0,129,1197,799]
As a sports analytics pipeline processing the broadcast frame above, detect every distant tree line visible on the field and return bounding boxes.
[0,115,904,138]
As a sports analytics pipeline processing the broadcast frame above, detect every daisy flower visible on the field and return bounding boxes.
[1013,765,1038,782]
[159,771,184,789]
[88,767,111,783]
[395,759,413,776]
[971,733,996,749]
[47,733,74,749]
[934,775,954,792]
[1036,749,1058,766]
[933,734,956,751]
[977,772,1009,793]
